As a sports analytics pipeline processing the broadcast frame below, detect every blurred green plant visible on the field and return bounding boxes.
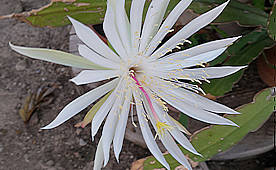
[0,0,268,27]
[202,29,275,96]
[268,0,276,40]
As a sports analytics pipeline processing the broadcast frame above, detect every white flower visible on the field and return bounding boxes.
[10,0,246,169]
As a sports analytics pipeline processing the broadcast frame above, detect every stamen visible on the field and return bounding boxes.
[156,120,173,138]
[130,103,137,127]
[131,73,173,138]
[130,74,159,121]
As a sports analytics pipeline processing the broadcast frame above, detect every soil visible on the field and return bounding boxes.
[0,0,274,170]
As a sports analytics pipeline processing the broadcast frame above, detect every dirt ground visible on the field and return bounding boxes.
[0,0,274,170]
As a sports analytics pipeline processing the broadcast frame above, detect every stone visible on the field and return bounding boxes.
[79,138,87,146]
[15,60,27,71]
[46,160,54,166]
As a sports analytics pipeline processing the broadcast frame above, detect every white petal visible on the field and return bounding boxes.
[159,131,192,170]
[145,0,192,56]
[41,79,118,129]
[147,114,191,170]
[151,85,238,126]
[130,0,146,53]
[78,44,120,69]
[160,36,241,61]
[153,103,201,156]
[152,66,246,81]
[113,0,131,55]
[113,89,132,161]
[68,16,120,62]
[152,0,230,58]
[70,70,121,85]
[102,98,120,166]
[155,47,227,70]
[93,137,104,170]
[171,86,239,114]
[91,89,117,137]
[103,1,128,60]
[133,91,170,170]
[102,81,126,166]
[174,66,247,80]
[9,42,107,70]
[139,0,170,53]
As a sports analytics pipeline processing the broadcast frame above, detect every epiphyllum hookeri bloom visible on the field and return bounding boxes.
[10,0,245,169]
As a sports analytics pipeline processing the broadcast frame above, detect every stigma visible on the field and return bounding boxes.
[130,72,172,138]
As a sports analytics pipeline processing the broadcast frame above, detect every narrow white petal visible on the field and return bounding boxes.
[151,85,238,126]
[103,1,128,60]
[160,36,241,61]
[102,98,120,166]
[70,70,121,85]
[155,47,227,70]
[130,0,146,53]
[152,0,230,58]
[171,86,239,114]
[113,89,132,161]
[147,113,191,170]
[41,79,118,129]
[174,66,247,80]
[68,16,120,62]
[10,42,107,70]
[139,0,170,53]
[133,91,170,170]
[93,138,104,170]
[114,0,131,55]
[91,89,117,137]
[102,82,126,166]
[78,44,120,69]
[152,66,246,81]
[160,131,192,170]
[153,103,201,156]
[145,0,192,56]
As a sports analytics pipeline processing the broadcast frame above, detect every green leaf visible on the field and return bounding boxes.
[4,0,180,27]
[188,0,268,27]
[2,0,266,27]
[202,29,275,96]
[252,0,265,10]
[268,0,276,41]
[10,43,108,70]
[142,88,275,169]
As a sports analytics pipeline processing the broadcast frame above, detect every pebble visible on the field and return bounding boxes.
[46,160,54,166]
[15,60,26,71]
[79,138,87,146]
